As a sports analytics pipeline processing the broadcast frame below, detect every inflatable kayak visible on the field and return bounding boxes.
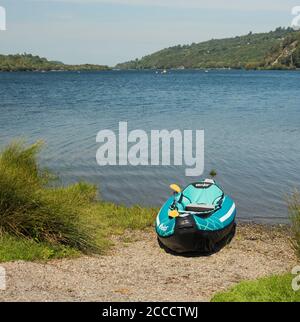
[156,179,236,254]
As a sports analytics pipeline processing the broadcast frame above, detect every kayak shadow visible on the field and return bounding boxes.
[157,225,236,258]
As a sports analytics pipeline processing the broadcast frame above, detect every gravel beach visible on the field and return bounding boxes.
[0,224,297,302]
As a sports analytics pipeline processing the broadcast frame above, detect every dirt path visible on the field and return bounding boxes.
[0,224,297,302]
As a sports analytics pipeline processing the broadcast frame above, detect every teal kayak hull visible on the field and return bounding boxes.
[155,180,236,254]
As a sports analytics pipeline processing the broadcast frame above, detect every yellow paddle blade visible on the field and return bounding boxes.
[170,184,181,193]
[169,209,179,218]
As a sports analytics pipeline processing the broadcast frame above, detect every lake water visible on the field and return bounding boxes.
[0,70,300,223]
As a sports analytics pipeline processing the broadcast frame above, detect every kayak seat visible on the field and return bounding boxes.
[185,204,215,212]
[175,182,224,213]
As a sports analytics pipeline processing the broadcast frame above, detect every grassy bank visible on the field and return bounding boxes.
[211,274,300,302]
[0,234,79,261]
[0,141,156,262]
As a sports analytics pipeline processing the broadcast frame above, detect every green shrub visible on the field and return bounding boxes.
[288,191,300,259]
[211,274,300,302]
[0,141,98,252]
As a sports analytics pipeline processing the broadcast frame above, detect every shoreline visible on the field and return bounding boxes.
[0,223,297,301]
[1,68,299,73]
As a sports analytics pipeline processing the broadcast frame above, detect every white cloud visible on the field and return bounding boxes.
[29,0,295,12]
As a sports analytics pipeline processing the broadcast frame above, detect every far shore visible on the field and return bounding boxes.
[1,67,300,73]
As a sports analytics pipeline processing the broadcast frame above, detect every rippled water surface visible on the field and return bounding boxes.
[1,70,300,223]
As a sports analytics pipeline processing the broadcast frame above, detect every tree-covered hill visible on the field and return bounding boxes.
[116,27,300,70]
[0,53,110,72]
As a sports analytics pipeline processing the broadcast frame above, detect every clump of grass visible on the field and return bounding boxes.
[0,141,98,253]
[288,191,300,259]
[211,274,300,302]
[0,140,157,261]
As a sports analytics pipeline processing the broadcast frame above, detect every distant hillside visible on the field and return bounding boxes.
[116,27,300,70]
[0,53,110,72]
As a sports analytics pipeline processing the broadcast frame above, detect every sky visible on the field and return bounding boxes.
[0,0,299,66]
